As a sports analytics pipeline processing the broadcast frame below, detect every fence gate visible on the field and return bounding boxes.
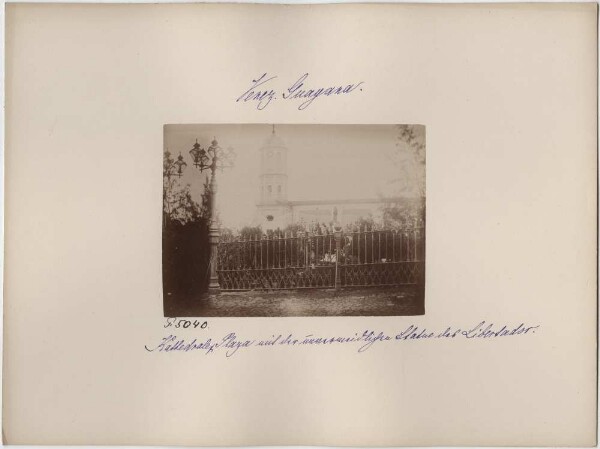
[217,226,424,291]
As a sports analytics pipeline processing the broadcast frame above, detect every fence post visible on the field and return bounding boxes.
[334,225,342,290]
[416,221,426,310]
[208,226,220,295]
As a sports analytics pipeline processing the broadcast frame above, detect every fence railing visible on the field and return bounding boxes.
[217,225,425,291]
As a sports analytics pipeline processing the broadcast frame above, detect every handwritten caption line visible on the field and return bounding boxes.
[236,72,364,110]
[145,321,540,358]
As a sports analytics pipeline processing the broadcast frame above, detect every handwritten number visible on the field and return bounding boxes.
[164,317,208,330]
[164,317,176,328]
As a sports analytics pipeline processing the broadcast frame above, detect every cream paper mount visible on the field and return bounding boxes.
[3,2,597,447]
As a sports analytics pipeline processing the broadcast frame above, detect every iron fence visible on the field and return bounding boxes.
[217,224,425,291]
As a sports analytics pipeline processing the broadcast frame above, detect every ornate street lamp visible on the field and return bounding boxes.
[163,150,187,180]
[163,150,187,229]
[189,138,235,294]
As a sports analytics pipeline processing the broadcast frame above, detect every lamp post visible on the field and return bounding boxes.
[189,138,235,295]
[163,150,187,228]
[163,150,187,179]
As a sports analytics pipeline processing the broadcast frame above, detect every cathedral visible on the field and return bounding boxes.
[254,127,399,231]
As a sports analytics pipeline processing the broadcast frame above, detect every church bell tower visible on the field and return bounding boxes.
[255,125,289,229]
[259,125,288,205]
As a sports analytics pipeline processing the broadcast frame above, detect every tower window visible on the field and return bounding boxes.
[267,185,272,195]
[277,185,282,194]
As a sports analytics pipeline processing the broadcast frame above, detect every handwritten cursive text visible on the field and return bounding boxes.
[236,73,364,111]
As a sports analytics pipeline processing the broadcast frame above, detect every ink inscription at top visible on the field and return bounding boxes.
[236,73,364,111]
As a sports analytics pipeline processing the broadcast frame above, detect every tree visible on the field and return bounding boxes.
[283,223,306,235]
[163,151,211,226]
[381,125,426,228]
[387,124,425,198]
[162,150,212,309]
[239,226,262,239]
[344,215,375,231]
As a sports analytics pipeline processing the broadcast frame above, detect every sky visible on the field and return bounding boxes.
[164,124,422,229]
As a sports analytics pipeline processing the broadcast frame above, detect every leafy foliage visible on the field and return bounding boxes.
[382,198,424,229]
[345,216,375,231]
[162,150,211,310]
[163,152,211,226]
[239,226,262,239]
[381,125,426,227]
[386,124,426,199]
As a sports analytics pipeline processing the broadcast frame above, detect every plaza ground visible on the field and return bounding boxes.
[164,285,424,317]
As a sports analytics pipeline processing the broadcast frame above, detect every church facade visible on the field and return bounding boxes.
[254,128,400,231]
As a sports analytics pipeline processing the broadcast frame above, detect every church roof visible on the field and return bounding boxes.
[261,127,286,149]
[257,197,416,207]
[262,134,285,148]
[287,197,410,206]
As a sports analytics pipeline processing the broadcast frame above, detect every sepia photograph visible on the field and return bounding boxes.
[163,124,426,317]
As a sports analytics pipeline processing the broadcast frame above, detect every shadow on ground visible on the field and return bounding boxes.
[164,286,424,317]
